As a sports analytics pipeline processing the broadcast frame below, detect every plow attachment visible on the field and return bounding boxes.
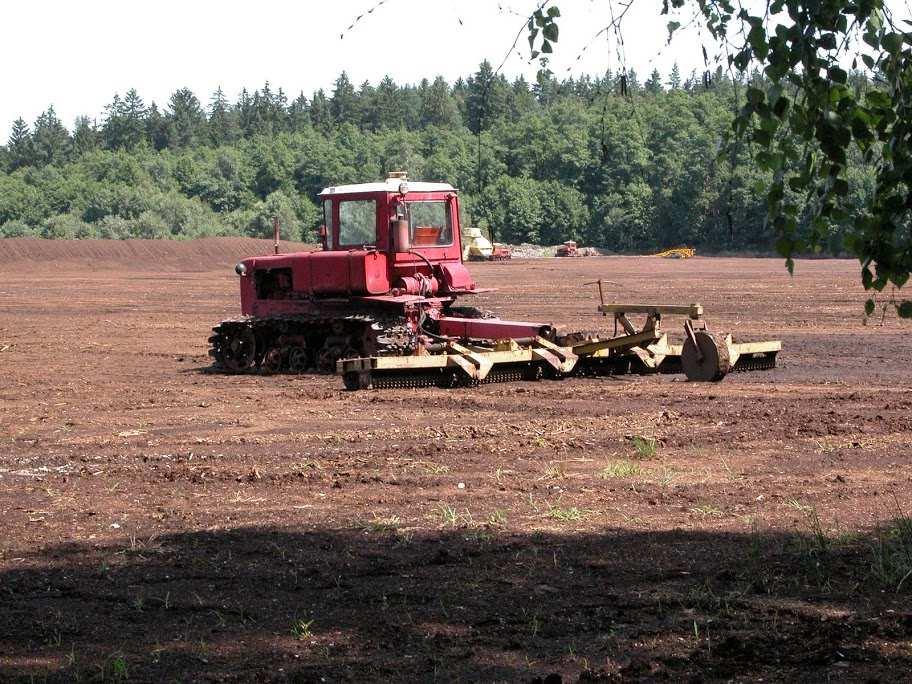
[338,297,781,390]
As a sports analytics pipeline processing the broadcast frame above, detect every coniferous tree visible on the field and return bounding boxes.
[103,90,147,149]
[166,88,206,147]
[236,88,254,137]
[330,72,357,126]
[645,69,664,94]
[287,92,310,133]
[420,76,459,128]
[122,89,148,148]
[310,89,332,133]
[374,75,404,129]
[6,117,34,170]
[72,116,101,156]
[357,80,378,130]
[146,103,169,150]
[668,63,682,90]
[466,61,509,134]
[32,106,71,166]
[208,87,237,145]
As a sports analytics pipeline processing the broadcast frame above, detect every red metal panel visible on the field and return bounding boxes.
[437,316,553,340]
[438,262,475,292]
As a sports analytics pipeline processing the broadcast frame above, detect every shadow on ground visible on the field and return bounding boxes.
[2,521,911,682]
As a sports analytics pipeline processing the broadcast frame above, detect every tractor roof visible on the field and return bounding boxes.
[319,178,456,197]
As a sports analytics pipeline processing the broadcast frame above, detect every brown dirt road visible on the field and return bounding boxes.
[1,239,911,682]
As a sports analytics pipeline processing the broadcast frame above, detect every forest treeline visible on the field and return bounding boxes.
[0,63,876,251]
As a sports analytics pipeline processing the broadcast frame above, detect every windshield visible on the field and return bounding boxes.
[338,200,376,247]
[407,201,452,247]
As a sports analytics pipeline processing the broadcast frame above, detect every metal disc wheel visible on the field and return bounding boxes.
[681,331,731,382]
[262,347,284,374]
[287,346,309,373]
[222,326,257,372]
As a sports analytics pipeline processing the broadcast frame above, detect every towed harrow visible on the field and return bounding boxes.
[338,284,780,390]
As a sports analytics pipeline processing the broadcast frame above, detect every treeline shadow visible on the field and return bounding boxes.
[1,520,910,682]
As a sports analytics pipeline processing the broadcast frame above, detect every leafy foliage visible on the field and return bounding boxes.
[531,0,909,315]
[0,65,883,264]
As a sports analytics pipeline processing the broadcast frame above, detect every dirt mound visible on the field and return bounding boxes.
[3,237,315,271]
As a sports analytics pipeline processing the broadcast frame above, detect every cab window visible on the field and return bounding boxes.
[407,201,452,247]
[338,200,376,247]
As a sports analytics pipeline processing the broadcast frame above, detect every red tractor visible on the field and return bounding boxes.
[208,174,552,374]
[210,174,781,388]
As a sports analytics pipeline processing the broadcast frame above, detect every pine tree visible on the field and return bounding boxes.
[32,106,71,166]
[645,69,664,94]
[466,61,509,134]
[146,103,169,150]
[103,90,147,149]
[375,75,404,129]
[357,80,377,130]
[166,88,206,147]
[72,116,100,155]
[510,76,537,118]
[208,87,238,145]
[330,72,357,125]
[310,89,332,133]
[420,76,459,128]
[6,117,34,170]
[236,89,254,137]
[122,89,148,147]
[287,92,310,133]
[667,63,682,90]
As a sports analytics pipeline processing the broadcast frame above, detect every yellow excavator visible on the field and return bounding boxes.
[462,226,512,261]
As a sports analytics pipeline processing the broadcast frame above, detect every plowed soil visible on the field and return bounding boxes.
[1,240,910,683]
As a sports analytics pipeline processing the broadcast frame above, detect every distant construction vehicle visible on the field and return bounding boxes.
[653,247,696,259]
[462,226,512,261]
[556,240,598,257]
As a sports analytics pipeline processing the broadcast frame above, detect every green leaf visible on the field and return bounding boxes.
[861,54,875,69]
[898,301,912,318]
[667,21,681,41]
[772,95,790,117]
[541,40,553,53]
[864,298,875,316]
[543,22,559,42]
[827,67,847,84]
[547,6,560,17]
[746,87,765,105]
[748,25,768,59]
[882,32,902,53]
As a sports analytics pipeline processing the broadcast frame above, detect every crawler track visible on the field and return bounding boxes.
[209,313,415,374]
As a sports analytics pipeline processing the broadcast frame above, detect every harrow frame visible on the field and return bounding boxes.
[338,295,781,390]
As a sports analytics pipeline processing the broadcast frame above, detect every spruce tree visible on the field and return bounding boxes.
[32,106,71,166]
[6,117,34,170]
[667,63,682,90]
[208,87,237,145]
[330,72,357,125]
[166,88,206,148]
[310,89,332,133]
[287,92,311,133]
[420,76,459,128]
[72,116,100,155]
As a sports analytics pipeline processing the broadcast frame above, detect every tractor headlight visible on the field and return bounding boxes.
[235,262,247,276]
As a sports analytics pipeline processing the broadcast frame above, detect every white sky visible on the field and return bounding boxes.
[2,0,902,139]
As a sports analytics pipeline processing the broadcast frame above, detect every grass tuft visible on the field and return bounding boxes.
[546,505,587,522]
[630,435,658,459]
[600,460,642,479]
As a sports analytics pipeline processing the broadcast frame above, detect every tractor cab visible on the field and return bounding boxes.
[318,173,460,256]
[235,174,478,317]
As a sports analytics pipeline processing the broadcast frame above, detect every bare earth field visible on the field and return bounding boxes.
[1,239,911,683]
